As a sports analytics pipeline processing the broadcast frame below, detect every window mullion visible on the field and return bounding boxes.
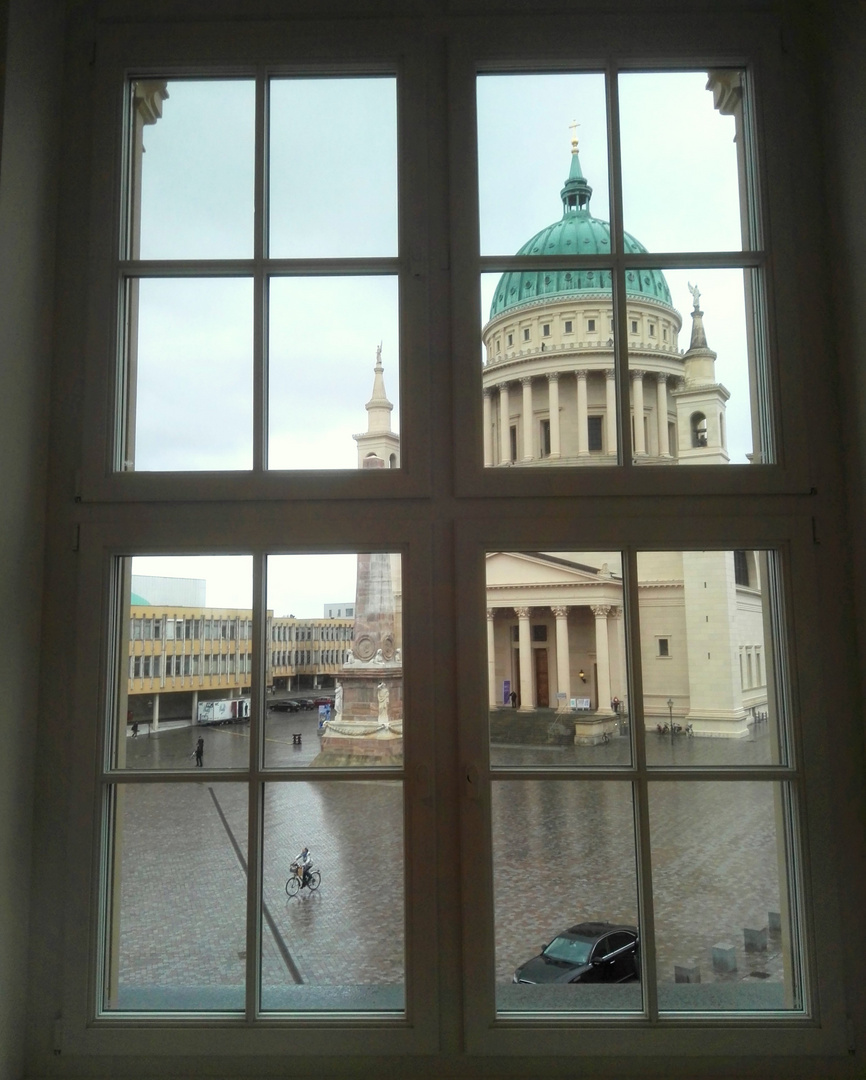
[244,552,267,1020]
[605,62,634,469]
[624,547,659,1021]
[254,68,267,473]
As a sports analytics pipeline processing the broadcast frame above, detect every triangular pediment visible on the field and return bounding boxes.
[485,551,620,589]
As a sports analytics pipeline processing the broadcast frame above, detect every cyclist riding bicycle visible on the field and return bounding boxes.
[294,846,313,888]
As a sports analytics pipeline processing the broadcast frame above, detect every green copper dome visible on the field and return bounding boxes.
[489,148,673,320]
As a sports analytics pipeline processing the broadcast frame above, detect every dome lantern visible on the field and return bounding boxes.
[560,123,593,213]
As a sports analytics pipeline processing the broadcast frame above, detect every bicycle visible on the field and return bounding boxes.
[286,861,322,897]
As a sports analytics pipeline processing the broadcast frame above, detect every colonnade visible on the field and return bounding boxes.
[483,368,675,464]
[487,603,622,713]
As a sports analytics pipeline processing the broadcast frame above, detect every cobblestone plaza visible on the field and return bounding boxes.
[114,715,788,1012]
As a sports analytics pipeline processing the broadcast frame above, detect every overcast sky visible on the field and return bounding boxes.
[132,69,749,611]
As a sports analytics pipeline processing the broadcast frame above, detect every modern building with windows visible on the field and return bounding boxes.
[125,577,353,724]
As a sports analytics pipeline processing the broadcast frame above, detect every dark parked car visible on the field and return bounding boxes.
[295,698,316,710]
[512,922,639,985]
[269,699,301,712]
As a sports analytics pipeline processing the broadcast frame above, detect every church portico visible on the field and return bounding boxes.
[485,582,624,716]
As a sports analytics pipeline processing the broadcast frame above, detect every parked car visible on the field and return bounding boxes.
[269,699,301,712]
[313,695,334,706]
[295,698,316,710]
[512,922,639,985]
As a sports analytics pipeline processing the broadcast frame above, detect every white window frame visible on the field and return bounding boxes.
[52,6,855,1074]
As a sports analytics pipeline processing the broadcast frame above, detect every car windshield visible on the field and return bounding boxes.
[542,935,593,965]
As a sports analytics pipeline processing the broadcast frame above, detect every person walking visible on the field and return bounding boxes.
[194,736,204,767]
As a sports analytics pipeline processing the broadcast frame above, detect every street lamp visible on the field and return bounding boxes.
[667,697,674,743]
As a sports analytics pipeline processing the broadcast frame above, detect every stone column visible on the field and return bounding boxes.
[656,374,670,457]
[548,373,561,459]
[151,692,160,731]
[552,606,571,712]
[521,377,534,461]
[591,604,614,713]
[515,607,533,711]
[576,370,589,456]
[632,370,646,455]
[609,606,625,703]
[487,609,498,708]
[605,368,617,456]
[483,390,493,467]
[191,690,198,724]
[499,383,511,464]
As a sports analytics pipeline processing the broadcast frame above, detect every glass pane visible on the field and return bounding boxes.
[481,275,618,468]
[619,71,744,253]
[132,79,254,260]
[637,550,783,766]
[477,73,609,256]
[103,782,247,1011]
[268,277,399,470]
[649,781,802,1012]
[486,551,629,767]
[266,553,403,768]
[627,268,759,466]
[261,780,405,1011]
[493,781,640,1014]
[269,77,397,258]
[125,278,253,471]
[116,555,253,769]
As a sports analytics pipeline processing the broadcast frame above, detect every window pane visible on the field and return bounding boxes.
[269,77,397,258]
[125,278,253,471]
[268,277,399,470]
[627,269,760,466]
[487,551,629,767]
[482,276,618,467]
[649,782,802,1012]
[619,71,744,253]
[103,782,248,1011]
[493,781,640,1014]
[117,556,253,769]
[477,73,609,256]
[261,780,405,1011]
[266,553,402,769]
[132,79,254,260]
[637,550,784,767]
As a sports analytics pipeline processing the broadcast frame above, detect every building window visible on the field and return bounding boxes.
[507,332,513,346]
[523,327,530,341]
[587,318,596,332]
[734,549,750,586]
[648,323,655,336]
[540,418,551,456]
[588,415,603,452]
[631,319,638,333]
[542,323,550,337]
[564,320,573,334]
[658,637,670,657]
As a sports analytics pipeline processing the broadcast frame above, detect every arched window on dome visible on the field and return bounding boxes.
[691,412,708,447]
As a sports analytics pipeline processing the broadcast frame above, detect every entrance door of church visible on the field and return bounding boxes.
[534,648,549,708]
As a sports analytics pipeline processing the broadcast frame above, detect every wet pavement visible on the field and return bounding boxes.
[114,717,791,1012]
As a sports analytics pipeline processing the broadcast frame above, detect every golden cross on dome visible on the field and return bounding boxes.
[569,119,580,152]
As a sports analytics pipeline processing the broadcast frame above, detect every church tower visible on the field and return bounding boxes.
[353,345,400,469]
[673,287,731,464]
